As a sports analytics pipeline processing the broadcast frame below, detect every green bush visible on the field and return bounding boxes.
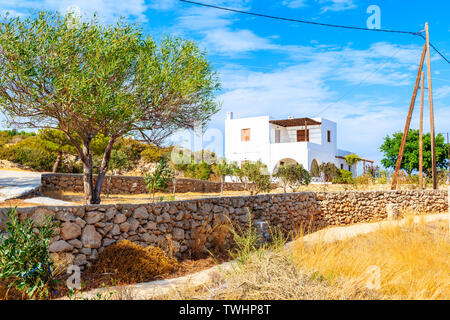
[333,169,353,184]
[0,207,57,299]
[184,161,212,181]
[242,161,271,195]
[274,163,311,192]
[0,136,56,171]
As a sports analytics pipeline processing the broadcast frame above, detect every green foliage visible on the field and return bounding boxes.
[36,129,74,155]
[0,136,56,171]
[108,149,131,174]
[183,161,212,181]
[140,144,173,163]
[274,163,311,192]
[144,158,175,201]
[318,162,340,182]
[0,11,220,204]
[344,154,361,166]
[0,207,57,299]
[380,130,448,175]
[333,169,353,184]
[241,161,272,195]
[228,208,288,265]
[212,158,234,193]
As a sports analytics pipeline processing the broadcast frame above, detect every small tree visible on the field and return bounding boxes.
[144,158,175,202]
[212,158,233,195]
[241,161,272,195]
[275,163,311,192]
[318,162,340,182]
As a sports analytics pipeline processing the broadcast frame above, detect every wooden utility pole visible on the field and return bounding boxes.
[425,22,438,190]
[419,71,424,189]
[391,44,427,190]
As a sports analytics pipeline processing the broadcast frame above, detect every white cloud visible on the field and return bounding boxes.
[282,0,357,12]
[149,0,176,10]
[435,85,450,100]
[0,0,149,23]
[282,0,308,8]
[318,0,356,13]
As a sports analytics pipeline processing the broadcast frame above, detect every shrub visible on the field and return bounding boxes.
[318,162,340,182]
[184,161,212,181]
[140,144,173,163]
[333,169,353,184]
[0,136,56,171]
[274,163,311,192]
[144,158,175,202]
[89,240,178,283]
[0,207,57,299]
[241,161,271,195]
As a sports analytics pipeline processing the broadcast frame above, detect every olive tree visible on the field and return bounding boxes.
[212,158,234,195]
[0,12,220,204]
[274,163,311,192]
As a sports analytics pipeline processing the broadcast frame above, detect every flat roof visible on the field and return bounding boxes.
[269,117,321,127]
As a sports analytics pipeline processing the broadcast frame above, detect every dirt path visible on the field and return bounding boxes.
[63,212,449,300]
[0,170,41,202]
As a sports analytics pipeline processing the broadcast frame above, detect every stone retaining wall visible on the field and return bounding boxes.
[41,173,247,194]
[1,189,447,270]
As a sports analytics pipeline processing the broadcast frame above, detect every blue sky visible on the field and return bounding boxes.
[1,0,449,167]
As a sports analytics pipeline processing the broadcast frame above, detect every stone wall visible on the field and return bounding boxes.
[41,173,247,194]
[1,189,447,270]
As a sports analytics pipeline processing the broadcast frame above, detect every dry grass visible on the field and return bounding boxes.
[43,190,257,205]
[0,199,44,208]
[291,217,450,300]
[158,249,381,300]
[88,240,179,284]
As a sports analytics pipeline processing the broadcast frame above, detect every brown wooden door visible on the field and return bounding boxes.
[296,129,309,142]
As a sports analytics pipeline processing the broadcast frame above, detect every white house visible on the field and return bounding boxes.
[224,112,359,176]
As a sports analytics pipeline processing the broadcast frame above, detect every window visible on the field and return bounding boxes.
[327,130,331,143]
[241,128,251,141]
[340,163,344,170]
[348,165,351,171]
[275,129,280,143]
[296,129,309,142]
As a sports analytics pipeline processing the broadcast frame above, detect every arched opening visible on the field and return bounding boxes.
[272,158,298,174]
[310,158,320,177]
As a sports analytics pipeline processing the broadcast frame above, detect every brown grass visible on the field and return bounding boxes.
[158,250,381,300]
[291,217,450,299]
[88,240,179,284]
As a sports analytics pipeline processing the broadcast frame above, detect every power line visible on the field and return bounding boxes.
[180,0,450,65]
[180,0,420,35]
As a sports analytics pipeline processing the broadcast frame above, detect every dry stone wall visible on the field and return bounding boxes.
[41,173,247,194]
[1,189,447,271]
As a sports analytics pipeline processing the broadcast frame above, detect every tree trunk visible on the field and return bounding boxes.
[52,151,63,173]
[82,142,94,205]
[92,137,116,204]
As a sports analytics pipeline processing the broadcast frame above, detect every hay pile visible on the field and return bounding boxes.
[89,240,179,283]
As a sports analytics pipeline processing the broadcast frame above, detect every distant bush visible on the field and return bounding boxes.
[140,144,173,163]
[0,137,56,171]
[333,169,353,184]
[183,161,212,181]
[274,163,311,192]
[90,240,178,284]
